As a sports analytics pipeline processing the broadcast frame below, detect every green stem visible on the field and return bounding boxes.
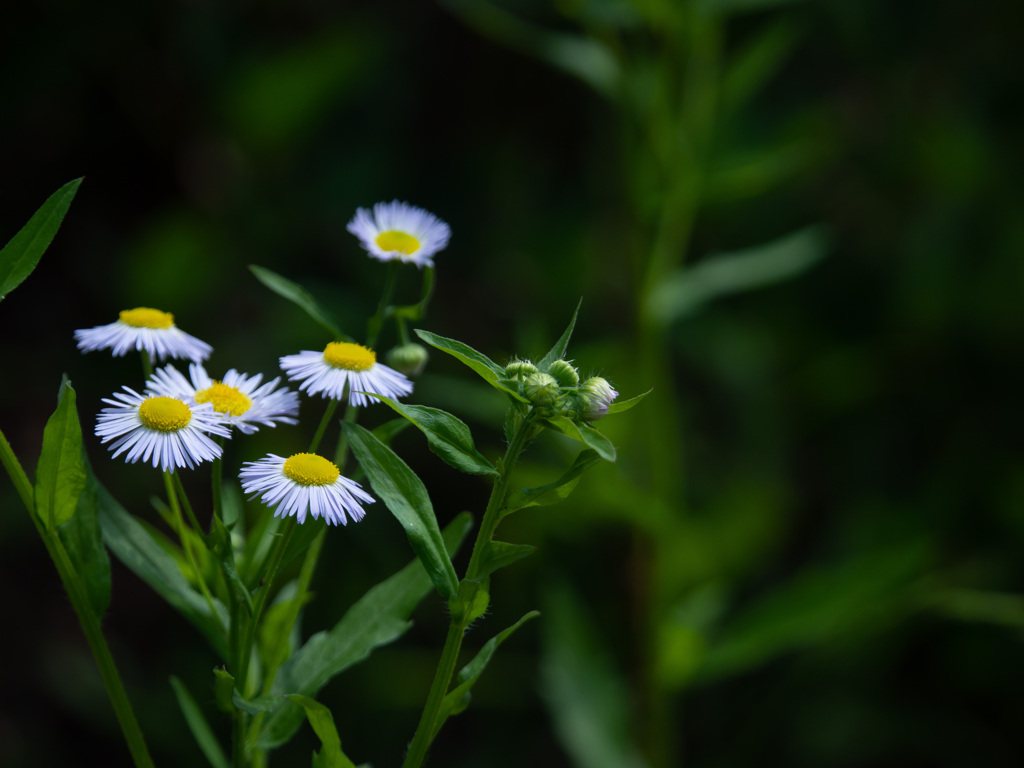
[0,427,155,768]
[366,261,400,349]
[402,414,536,768]
[164,472,220,623]
[140,349,153,378]
[308,399,339,455]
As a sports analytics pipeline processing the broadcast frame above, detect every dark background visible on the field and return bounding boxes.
[2,1,1024,766]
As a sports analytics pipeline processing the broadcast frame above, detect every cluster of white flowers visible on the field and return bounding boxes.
[77,201,448,527]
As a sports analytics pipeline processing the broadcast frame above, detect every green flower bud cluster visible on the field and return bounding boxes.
[502,357,617,423]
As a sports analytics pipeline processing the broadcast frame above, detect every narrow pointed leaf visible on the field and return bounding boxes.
[538,298,582,371]
[505,449,602,516]
[476,541,537,579]
[545,416,617,462]
[0,178,82,300]
[606,389,652,415]
[35,381,86,530]
[249,264,346,339]
[60,459,112,618]
[287,695,358,768]
[343,423,458,598]
[433,611,541,738]
[254,514,473,748]
[98,484,229,657]
[373,396,497,476]
[415,329,528,402]
[170,676,230,768]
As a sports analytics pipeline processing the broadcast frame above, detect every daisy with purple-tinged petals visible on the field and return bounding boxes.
[347,200,451,268]
[239,453,373,526]
[146,363,299,434]
[280,341,413,407]
[75,307,212,363]
[96,387,231,473]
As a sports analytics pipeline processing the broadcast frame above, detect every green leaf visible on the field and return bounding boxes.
[371,417,412,447]
[35,381,86,530]
[254,513,473,749]
[98,484,229,657]
[343,423,459,598]
[449,577,490,625]
[212,668,235,714]
[537,298,582,372]
[505,449,602,516]
[232,690,279,715]
[372,396,497,476]
[475,541,537,580]
[60,457,112,618]
[249,264,346,339]
[415,329,528,402]
[0,178,82,301]
[433,611,540,739]
[286,695,358,768]
[545,417,617,463]
[170,676,230,768]
[646,226,828,324]
[606,389,652,416]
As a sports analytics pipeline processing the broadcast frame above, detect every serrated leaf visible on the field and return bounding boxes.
[646,226,828,324]
[433,611,540,739]
[254,514,473,748]
[343,423,458,598]
[249,264,346,339]
[476,541,537,579]
[170,676,230,768]
[98,484,229,657]
[373,396,497,476]
[505,449,603,516]
[0,178,81,300]
[415,329,528,402]
[605,389,651,415]
[287,695,358,768]
[537,298,582,371]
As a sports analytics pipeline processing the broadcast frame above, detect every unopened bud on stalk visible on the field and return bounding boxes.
[547,359,580,388]
[385,343,430,376]
[505,359,538,379]
[578,377,618,421]
[524,372,560,407]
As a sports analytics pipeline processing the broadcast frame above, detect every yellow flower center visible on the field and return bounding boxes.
[283,453,340,486]
[138,397,192,432]
[323,342,376,371]
[119,307,175,329]
[376,230,421,255]
[194,382,252,416]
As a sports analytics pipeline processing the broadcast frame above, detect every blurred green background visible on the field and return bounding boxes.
[3,0,1024,766]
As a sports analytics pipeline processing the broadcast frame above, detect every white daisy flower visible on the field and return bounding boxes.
[146,363,299,435]
[96,387,231,473]
[75,307,212,363]
[346,200,451,268]
[239,453,373,526]
[279,341,413,407]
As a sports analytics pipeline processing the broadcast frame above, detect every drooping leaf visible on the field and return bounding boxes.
[98,484,229,657]
[35,381,86,530]
[415,329,527,402]
[475,541,537,580]
[373,396,497,476]
[343,423,458,598]
[286,695,358,768]
[505,449,602,516]
[170,676,230,768]
[253,514,473,748]
[249,265,346,339]
[0,178,82,301]
[433,611,541,739]
[645,226,829,324]
[537,298,582,371]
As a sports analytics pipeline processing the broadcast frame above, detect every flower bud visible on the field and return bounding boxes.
[524,372,560,407]
[505,358,539,379]
[385,343,429,376]
[579,377,618,421]
[547,359,580,388]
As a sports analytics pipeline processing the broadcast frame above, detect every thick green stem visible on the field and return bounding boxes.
[0,427,155,768]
